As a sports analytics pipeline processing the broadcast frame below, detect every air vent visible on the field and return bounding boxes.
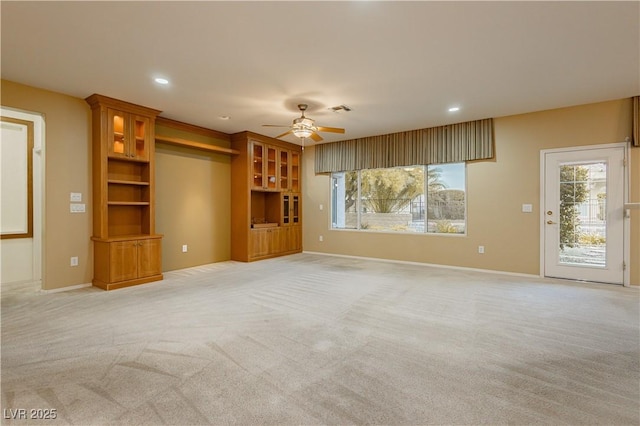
[329,104,352,113]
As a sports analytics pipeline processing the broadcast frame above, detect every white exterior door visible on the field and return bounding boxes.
[542,145,626,284]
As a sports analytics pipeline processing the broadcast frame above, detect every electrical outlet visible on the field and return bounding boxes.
[70,256,79,266]
[70,192,82,202]
[319,235,323,242]
[182,245,188,253]
[478,246,485,254]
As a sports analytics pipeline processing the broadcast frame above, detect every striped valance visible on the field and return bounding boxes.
[315,118,494,173]
[633,96,639,147]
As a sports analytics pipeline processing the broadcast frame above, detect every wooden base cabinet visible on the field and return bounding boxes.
[249,226,301,260]
[93,236,163,290]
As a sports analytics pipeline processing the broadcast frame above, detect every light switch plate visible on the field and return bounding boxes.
[522,204,533,213]
[70,192,82,202]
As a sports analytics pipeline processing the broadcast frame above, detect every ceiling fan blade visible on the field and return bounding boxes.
[316,126,345,134]
[262,124,290,128]
[310,132,323,142]
[275,130,293,139]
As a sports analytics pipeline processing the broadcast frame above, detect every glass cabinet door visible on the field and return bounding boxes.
[252,142,264,189]
[108,109,127,159]
[266,146,277,190]
[283,194,290,224]
[131,115,150,161]
[291,152,300,192]
[292,194,300,224]
[280,150,289,191]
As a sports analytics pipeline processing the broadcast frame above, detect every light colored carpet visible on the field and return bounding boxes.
[1,253,639,425]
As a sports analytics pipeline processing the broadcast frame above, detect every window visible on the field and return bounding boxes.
[331,163,465,234]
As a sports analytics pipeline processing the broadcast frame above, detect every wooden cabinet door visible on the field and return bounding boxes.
[271,228,283,254]
[291,226,302,251]
[107,110,150,162]
[138,239,162,278]
[250,229,270,257]
[109,240,138,282]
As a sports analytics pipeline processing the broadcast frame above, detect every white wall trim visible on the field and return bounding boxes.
[1,106,45,289]
[303,250,541,279]
[40,283,92,294]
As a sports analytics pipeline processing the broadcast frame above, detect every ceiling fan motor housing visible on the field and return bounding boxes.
[293,117,316,130]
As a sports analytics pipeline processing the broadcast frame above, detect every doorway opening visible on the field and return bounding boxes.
[0,107,45,290]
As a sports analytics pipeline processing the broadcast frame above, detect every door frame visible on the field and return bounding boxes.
[539,142,630,286]
[1,106,45,289]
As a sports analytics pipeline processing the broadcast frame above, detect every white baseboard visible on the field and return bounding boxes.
[303,251,541,279]
[40,283,92,293]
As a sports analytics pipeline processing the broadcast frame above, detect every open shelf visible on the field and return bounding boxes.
[156,134,239,155]
[108,160,150,183]
[107,204,151,237]
[108,201,150,206]
[251,191,281,227]
[108,179,150,186]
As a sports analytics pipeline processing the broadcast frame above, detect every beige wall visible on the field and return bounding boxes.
[155,125,231,271]
[1,80,233,290]
[1,80,92,290]
[303,99,639,285]
[3,79,637,289]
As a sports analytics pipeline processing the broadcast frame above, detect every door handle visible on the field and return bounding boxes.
[547,220,557,225]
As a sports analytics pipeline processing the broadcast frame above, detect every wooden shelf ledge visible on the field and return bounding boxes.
[108,201,150,206]
[156,135,239,155]
[108,179,150,186]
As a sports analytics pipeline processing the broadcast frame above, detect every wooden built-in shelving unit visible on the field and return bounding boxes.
[86,94,163,290]
[230,131,302,262]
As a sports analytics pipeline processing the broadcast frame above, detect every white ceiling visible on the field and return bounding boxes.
[2,1,639,145]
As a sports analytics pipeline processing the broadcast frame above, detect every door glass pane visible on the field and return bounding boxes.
[283,195,290,224]
[252,144,263,188]
[134,117,146,158]
[112,113,125,154]
[266,147,277,190]
[292,195,299,224]
[280,150,289,190]
[558,162,606,267]
[291,152,300,192]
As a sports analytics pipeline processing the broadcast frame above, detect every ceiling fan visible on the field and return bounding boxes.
[263,104,345,142]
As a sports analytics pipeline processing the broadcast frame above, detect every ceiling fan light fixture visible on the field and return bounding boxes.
[292,128,313,138]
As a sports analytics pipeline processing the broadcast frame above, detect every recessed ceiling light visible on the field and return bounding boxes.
[448,107,460,112]
[218,115,230,120]
[154,77,169,85]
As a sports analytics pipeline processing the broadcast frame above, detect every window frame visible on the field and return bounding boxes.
[330,163,467,236]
